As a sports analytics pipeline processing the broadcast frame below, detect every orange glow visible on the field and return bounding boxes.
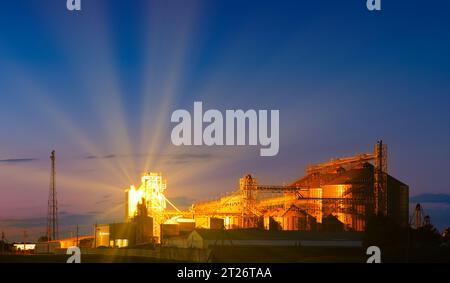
[125,172,170,241]
[13,244,35,251]
[126,173,167,219]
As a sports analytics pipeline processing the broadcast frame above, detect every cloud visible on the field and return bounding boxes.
[0,212,102,229]
[0,217,46,228]
[0,212,116,241]
[409,194,450,231]
[84,154,116,160]
[80,152,214,164]
[410,193,450,204]
[0,158,37,164]
[71,168,97,173]
[166,153,213,164]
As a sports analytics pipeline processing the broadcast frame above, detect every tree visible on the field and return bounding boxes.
[411,224,442,248]
[321,214,344,232]
[363,214,408,262]
[443,227,450,242]
[37,236,49,242]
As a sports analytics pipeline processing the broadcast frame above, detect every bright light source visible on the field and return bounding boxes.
[126,172,168,241]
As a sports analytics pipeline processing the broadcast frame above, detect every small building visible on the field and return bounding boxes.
[135,214,153,245]
[162,235,189,248]
[94,222,136,248]
[94,215,155,248]
[195,216,224,229]
[161,223,180,237]
[161,218,197,247]
[264,205,317,231]
[34,242,60,254]
[178,219,196,233]
[109,223,136,248]
[34,236,93,254]
[13,243,36,252]
[55,236,94,249]
[94,224,110,247]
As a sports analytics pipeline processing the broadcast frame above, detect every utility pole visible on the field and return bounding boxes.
[47,150,59,241]
[0,231,5,254]
[23,230,27,254]
[94,223,97,248]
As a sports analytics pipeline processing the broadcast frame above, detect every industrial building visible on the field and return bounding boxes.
[95,141,408,247]
[95,172,185,247]
[192,141,409,232]
[94,201,155,248]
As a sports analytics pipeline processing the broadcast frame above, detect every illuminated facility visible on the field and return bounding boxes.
[192,141,409,232]
[124,172,181,240]
[95,141,408,247]
[94,172,185,247]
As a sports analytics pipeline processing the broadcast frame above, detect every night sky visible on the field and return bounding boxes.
[1,0,450,240]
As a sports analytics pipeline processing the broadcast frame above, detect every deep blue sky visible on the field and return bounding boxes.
[1,0,450,240]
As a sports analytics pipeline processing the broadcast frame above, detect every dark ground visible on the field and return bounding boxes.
[0,254,179,263]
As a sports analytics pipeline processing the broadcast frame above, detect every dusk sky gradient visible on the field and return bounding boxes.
[1,0,450,240]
